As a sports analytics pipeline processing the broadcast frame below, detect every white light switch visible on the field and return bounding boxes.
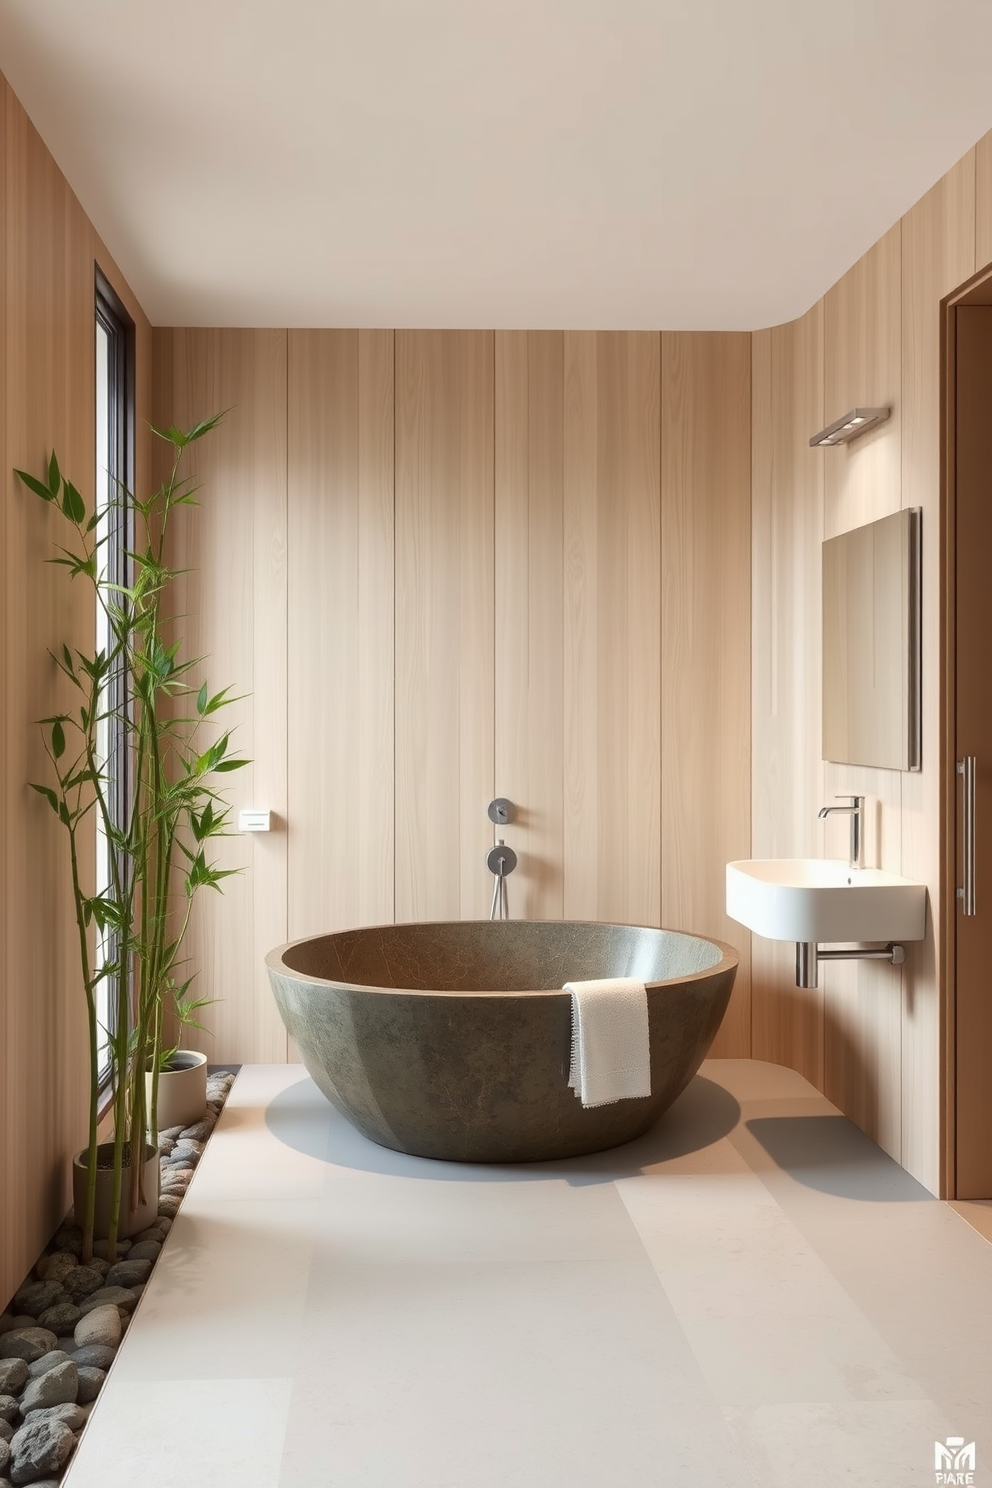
[239,809,271,833]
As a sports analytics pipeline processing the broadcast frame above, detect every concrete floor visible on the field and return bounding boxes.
[63,1059,992,1488]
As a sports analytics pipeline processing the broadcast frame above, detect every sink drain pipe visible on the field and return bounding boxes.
[795,941,906,989]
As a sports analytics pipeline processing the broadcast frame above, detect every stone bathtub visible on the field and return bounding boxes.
[266,920,738,1163]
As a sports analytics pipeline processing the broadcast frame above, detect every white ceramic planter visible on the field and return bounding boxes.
[72,1141,160,1240]
[148,1049,208,1132]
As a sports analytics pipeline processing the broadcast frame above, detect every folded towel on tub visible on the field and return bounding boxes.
[565,977,651,1108]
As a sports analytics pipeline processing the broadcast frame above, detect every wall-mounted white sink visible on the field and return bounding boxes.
[726,858,927,944]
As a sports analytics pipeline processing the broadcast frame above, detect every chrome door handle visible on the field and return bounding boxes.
[958,756,977,916]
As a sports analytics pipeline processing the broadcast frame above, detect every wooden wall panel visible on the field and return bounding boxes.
[395,332,495,921]
[821,224,904,1158]
[976,130,992,272]
[750,306,825,1084]
[153,330,289,1064]
[662,332,751,1056]
[287,330,394,937]
[495,332,564,919]
[1,75,152,1305]
[563,333,662,926]
[900,157,974,1193]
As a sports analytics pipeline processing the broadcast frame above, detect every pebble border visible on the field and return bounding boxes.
[0,1070,237,1487]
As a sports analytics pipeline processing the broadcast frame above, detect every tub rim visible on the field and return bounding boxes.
[265,919,740,999]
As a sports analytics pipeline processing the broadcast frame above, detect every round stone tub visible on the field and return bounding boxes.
[265,920,738,1163]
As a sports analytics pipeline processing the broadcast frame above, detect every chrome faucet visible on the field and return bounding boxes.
[818,795,865,870]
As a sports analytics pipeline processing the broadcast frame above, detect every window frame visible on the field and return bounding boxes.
[94,270,135,1091]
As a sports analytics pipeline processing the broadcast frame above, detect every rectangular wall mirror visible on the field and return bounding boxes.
[822,508,921,771]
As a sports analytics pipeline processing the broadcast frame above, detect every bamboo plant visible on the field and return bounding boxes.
[16,417,246,1263]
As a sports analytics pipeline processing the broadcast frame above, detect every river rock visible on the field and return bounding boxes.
[26,1352,73,1380]
[0,1440,8,1475]
[91,1238,131,1261]
[62,1267,103,1303]
[74,1306,120,1350]
[35,1256,76,1287]
[0,1401,17,1425]
[8,1417,74,1484]
[158,1218,173,1235]
[12,1285,66,1322]
[105,1259,151,1289]
[0,1331,57,1365]
[78,1288,136,1317]
[0,1419,11,1443]
[51,1229,83,1259]
[0,1364,26,1397]
[24,1404,85,1433]
[158,1196,181,1217]
[74,1368,104,1406]
[127,1241,162,1263]
[36,1304,81,1336]
[179,1119,213,1142]
[19,1361,78,1415]
[72,1345,115,1371]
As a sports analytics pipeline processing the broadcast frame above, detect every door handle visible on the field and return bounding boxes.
[958,756,977,916]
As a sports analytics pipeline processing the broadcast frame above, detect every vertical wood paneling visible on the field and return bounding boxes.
[5,91,88,1303]
[662,332,751,1055]
[900,158,974,1192]
[287,330,394,937]
[0,71,10,1309]
[563,333,662,926]
[2,77,152,1305]
[154,329,289,1064]
[750,306,825,1083]
[495,332,564,919]
[822,225,904,1157]
[976,130,992,271]
[395,332,494,921]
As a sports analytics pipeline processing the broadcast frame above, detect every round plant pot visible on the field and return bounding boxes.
[148,1049,208,1133]
[72,1141,160,1240]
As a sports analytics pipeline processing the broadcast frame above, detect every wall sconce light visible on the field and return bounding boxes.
[809,407,890,447]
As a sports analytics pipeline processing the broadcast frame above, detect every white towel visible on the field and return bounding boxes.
[565,977,651,1108]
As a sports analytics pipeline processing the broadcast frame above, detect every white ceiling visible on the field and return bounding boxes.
[2,0,992,329]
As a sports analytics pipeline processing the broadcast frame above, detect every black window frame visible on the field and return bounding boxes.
[95,269,135,1090]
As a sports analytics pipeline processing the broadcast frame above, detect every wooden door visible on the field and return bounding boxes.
[954,304,992,1197]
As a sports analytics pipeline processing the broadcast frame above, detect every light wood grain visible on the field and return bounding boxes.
[287,330,394,937]
[562,333,662,927]
[662,332,751,1056]
[1,79,152,1305]
[821,224,904,1158]
[976,130,992,272]
[750,306,825,1084]
[495,332,565,919]
[900,156,975,1194]
[153,329,289,1065]
[395,331,495,921]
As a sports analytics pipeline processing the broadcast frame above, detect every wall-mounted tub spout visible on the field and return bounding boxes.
[488,840,518,920]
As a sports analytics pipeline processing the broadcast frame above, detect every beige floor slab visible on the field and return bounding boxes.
[108,1195,319,1381]
[722,1400,964,1488]
[59,1059,992,1488]
[618,1172,928,1405]
[63,1377,293,1488]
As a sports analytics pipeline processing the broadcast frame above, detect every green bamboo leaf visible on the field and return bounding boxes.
[185,411,228,443]
[14,468,55,501]
[30,783,60,814]
[48,451,61,496]
[58,800,71,827]
[51,719,66,759]
[196,681,209,715]
[62,481,85,524]
[213,758,248,772]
